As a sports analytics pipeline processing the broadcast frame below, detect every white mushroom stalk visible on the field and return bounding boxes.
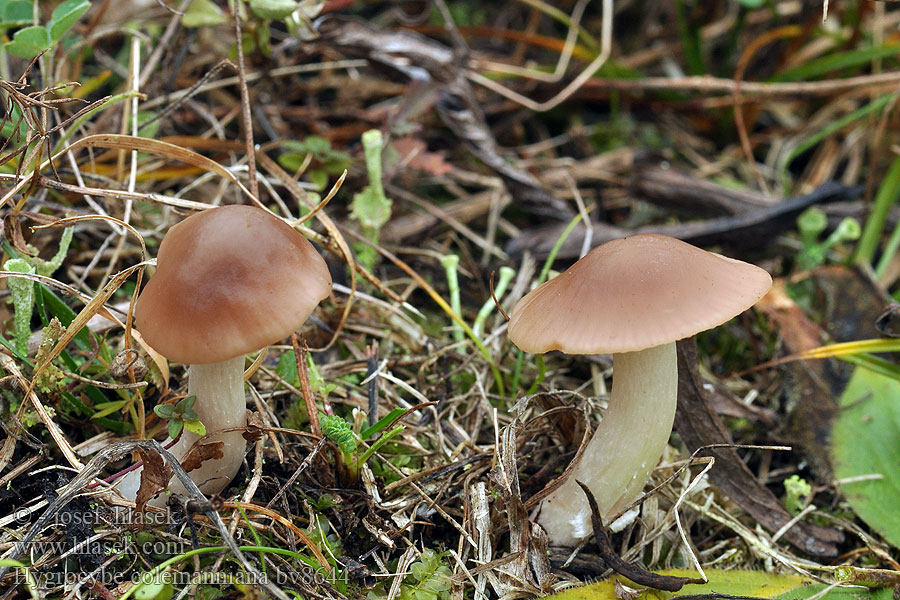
[173,357,248,494]
[535,343,676,545]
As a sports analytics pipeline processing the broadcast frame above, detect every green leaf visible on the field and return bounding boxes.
[410,562,427,582]
[2,0,33,27]
[91,400,127,420]
[307,169,328,191]
[321,414,357,453]
[359,425,404,465]
[167,419,183,440]
[182,419,206,436]
[275,350,300,386]
[180,395,196,411]
[772,45,900,83]
[154,404,175,419]
[778,583,893,600]
[183,0,226,27]
[48,0,90,42]
[831,367,900,548]
[857,153,900,265]
[249,0,298,19]
[133,576,173,600]
[360,407,406,439]
[5,25,51,58]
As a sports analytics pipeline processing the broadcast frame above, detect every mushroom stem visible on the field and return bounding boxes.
[116,355,247,501]
[172,355,248,495]
[535,342,678,545]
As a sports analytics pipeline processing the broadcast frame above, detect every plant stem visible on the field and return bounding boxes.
[440,254,464,343]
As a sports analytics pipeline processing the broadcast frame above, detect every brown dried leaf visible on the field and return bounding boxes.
[755,278,822,352]
[135,449,173,515]
[181,441,224,473]
[391,137,453,176]
[243,412,266,441]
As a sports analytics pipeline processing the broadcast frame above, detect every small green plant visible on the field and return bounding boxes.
[400,550,451,600]
[306,352,337,399]
[783,474,812,514]
[350,129,392,271]
[184,0,322,55]
[153,396,206,440]
[472,265,515,337]
[440,254,464,344]
[367,550,451,600]
[789,208,860,308]
[1,0,91,59]
[32,318,66,396]
[4,225,74,353]
[321,407,407,487]
[278,135,352,191]
[795,207,860,272]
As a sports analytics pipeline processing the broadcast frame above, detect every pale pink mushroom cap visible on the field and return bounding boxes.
[508,234,772,354]
[136,205,332,364]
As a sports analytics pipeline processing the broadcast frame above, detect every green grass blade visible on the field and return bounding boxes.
[859,153,900,266]
[771,45,900,82]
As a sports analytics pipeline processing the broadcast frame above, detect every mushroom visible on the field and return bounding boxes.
[507,234,771,546]
[117,205,332,501]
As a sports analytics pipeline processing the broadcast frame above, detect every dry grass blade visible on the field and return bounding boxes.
[64,134,262,205]
[32,213,148,345]
[0,133,261,210]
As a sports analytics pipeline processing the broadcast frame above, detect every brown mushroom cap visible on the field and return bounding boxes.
[507,234,772,354]
[136,205,332,364]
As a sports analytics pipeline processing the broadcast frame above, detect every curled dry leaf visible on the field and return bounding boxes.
[243,411,266,442]
[135,448,173,516]
[181,441,225,473]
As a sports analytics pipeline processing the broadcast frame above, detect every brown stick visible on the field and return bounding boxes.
[231,2,258,201]
[292,335,321,438]
[577,481,706,592]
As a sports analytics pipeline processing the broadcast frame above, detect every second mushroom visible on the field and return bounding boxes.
[507,234,772,546]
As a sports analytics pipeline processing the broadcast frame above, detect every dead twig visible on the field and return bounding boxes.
[576,481,707,592]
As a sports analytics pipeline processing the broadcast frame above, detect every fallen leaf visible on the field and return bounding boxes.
[181,442,224,473]
[243,411,266,442]
[391,137,453,176]
[135,449,173,516]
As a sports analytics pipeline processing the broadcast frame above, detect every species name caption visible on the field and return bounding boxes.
[11,566,331,589]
